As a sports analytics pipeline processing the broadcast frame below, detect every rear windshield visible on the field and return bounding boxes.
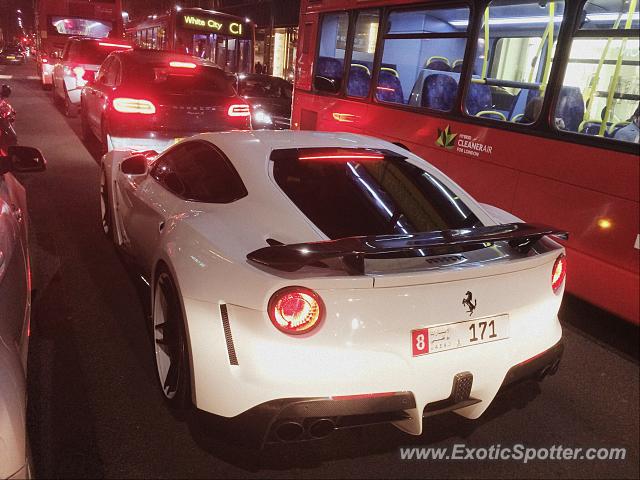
[126,63,236,96]
[68,42,124,64]
[273,155,480,239]
[2,46,22,54]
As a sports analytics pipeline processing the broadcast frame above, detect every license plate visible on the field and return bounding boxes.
[7,56,15,59]
[411,314,509,357]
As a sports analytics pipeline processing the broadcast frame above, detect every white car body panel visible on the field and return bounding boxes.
[101,130,565,439]
[0,173,31,479]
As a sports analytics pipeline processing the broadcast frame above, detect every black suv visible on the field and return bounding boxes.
[81,50,251,152]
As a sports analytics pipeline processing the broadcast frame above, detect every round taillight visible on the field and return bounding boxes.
[551,254,567,295]
[268,287,324,335]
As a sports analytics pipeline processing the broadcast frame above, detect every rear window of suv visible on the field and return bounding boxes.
[126,62,236,96]
[272,150,480,239]
[68,41,121,64]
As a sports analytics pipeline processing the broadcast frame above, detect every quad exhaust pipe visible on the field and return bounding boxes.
[273,418,336,442]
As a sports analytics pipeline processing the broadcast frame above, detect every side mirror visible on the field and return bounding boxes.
[121,154,148,175]
[313,75,340,94]
[0,84,10,98]
[6,146,46,173]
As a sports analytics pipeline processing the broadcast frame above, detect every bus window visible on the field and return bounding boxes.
[315,12,349,94]
[376,6,469,109]
[464,0,565,124]
[555,0,639,143]
[346,10,380,98]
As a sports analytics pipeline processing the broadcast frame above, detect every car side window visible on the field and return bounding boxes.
[150,141,248,203]
[103,58,120,86]
[112,58,123,86]
[96,57,112,84]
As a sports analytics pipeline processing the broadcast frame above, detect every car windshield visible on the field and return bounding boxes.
[239,77,291,98]
[273,153,480,239]
[127,62,236,96]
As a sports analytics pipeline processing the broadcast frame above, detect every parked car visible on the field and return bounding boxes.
[238,74,292,129]
[0,45,26,65]
[81,50,251,153]
[51,37,132,117]
[0,85,17,153]
[99,130,567,447]
[0,145,46,479]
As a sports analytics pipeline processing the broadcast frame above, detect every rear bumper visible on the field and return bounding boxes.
[219,340,563,447]
[499,340,564,390]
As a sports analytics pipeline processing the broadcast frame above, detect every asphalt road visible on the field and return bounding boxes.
[2,59,638,479]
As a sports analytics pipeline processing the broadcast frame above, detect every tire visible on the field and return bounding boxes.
[63,91,78,117]
[152,267,192,410]
[100,117,110,154]
[99,167,114,240]
[81,104,93,142]
[51,81,61,106]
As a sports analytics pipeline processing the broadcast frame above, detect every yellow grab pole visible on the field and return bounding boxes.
[598,0,637,136]
[481,7,490,78]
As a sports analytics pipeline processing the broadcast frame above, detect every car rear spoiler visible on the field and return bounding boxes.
[247,223,568,273]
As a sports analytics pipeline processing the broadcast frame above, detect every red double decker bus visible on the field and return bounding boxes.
[35,0,124,89]
[292,0,639,323]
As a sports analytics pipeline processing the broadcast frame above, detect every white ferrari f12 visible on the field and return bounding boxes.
[100,131,567,445]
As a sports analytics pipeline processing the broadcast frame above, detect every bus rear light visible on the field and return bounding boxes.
[227,104,250,117]
[169,61,197,69]
[551,254,567,295]
[112,98,156,115]
[268,286,324,335]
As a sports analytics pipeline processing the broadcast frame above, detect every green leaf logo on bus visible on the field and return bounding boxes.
[436,125,458,149]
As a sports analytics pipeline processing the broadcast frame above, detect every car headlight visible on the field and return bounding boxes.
[253,110,273,125]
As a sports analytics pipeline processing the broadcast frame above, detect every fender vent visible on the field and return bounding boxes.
[220,304,238,365]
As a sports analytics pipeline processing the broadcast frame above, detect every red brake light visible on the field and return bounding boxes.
[228,104,250,117]
[98,42,132,49]
[112,98,156,115]
[298,153,384,161]
[268,287,324,335]
[551,254,567,294]
[169,60,197,69]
